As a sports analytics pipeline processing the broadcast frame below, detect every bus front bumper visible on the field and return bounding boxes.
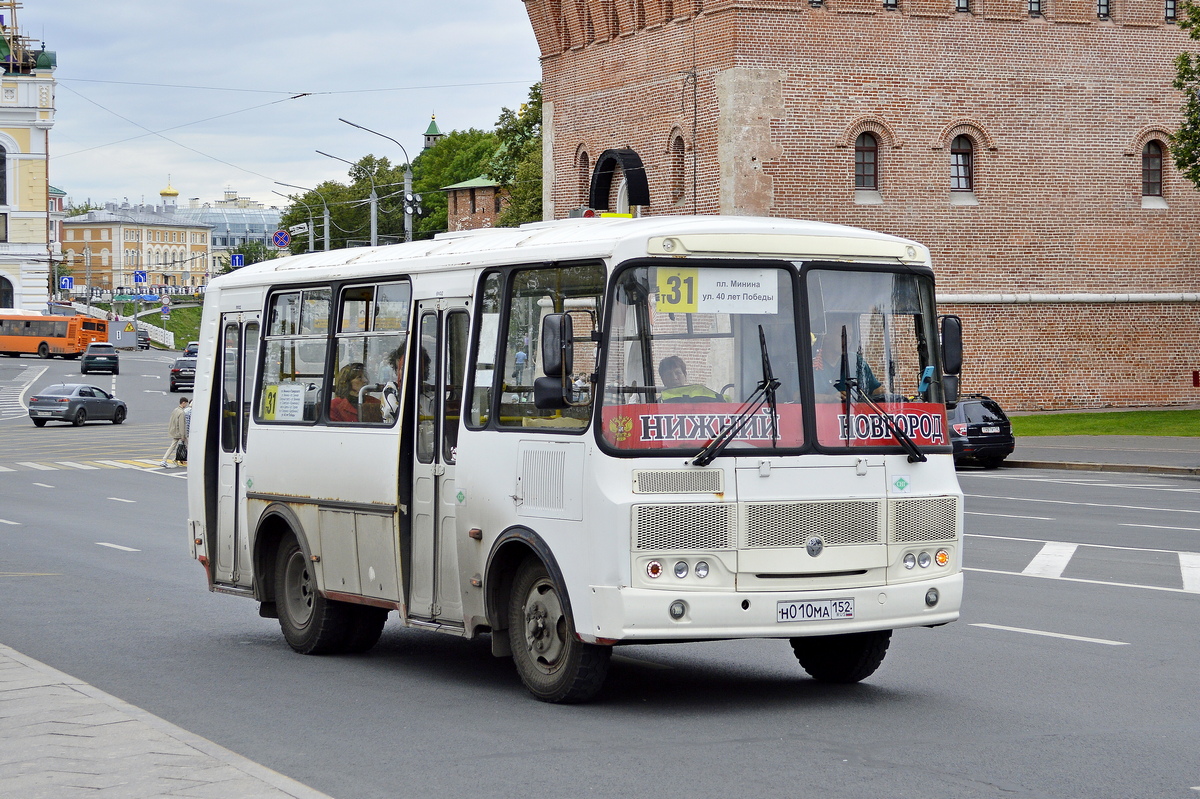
[582,573,962,643]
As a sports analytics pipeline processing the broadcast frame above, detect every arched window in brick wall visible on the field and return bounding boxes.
[671,135,686,202]
[855,133,878,190]
[950,135,974,192]
[578,150,591,206]
[1142,140,1164,197]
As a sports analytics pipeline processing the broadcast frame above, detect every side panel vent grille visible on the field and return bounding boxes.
[633,504,736,550]
[890,496,960,543]
[633,469,724,494]
[743,500,884,548]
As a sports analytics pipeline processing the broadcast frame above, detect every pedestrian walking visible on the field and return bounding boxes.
[161,397,190,467]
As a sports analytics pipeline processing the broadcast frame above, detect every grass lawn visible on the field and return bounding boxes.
[1011,409,1200,437]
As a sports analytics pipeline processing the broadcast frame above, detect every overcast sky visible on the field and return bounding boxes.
[23,2,541,210]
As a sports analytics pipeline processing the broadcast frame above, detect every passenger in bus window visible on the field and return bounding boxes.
[379,344,406,423]
[330,362,381,422]
[813,335,883,400]
[658,355,726,402]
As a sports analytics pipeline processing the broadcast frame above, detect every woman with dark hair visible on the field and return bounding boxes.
[329,362,381,422]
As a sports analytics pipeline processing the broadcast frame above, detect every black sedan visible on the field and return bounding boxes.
[948,394,1015,468]
[28,383,128,427]
[169,357,196,392]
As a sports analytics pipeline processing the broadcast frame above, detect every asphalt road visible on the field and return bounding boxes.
[1,365,1197,799]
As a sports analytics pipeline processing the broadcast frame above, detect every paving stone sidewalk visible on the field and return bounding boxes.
[0,644,333,799]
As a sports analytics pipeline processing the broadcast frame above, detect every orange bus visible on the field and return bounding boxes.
[0,310,109,359]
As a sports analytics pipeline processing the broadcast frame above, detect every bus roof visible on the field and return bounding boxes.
[210,215,931,291]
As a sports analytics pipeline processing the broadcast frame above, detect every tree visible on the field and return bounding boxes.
[66,199,103,217]
[1172,4,1200,185]
[411,129,500,238]
[492,83,544,227]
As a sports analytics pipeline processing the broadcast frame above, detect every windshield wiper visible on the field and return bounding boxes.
[842,377,927,464]
[692,326,781,467]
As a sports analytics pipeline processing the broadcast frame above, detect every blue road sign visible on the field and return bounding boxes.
[133,270,148,283]
[272,230,291,248]
[230,253,245,268]
[59,276,73,289]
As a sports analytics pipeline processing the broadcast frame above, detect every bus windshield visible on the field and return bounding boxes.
[600,263,803,454]
[806,267,947,450]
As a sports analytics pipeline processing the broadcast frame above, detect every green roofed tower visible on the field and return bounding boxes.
[423,115,443,150]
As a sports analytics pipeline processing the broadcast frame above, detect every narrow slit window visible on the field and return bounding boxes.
[855,133,878,190]
[951,136,974,192]
[1142,141,1163,197]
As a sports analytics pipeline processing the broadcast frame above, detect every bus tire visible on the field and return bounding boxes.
[275,535,351,655]
[789,630,891,684]
[344,606,389,654]
[37,342,49,359]
[507,558,610,703]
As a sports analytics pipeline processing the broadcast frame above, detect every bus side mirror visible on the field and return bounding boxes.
[942,374,960,408]
[940,315,962,376]
[534,313,573,409]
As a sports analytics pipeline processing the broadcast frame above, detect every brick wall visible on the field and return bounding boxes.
[523,0,1200,410]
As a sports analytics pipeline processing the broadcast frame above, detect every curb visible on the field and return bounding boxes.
[1005,459,1200,477]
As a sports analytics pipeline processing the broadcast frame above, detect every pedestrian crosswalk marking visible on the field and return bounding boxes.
[0,466,14,472]
[54,461,99,470]
[1180,553,1200,593]
[1,459,166,473]
[15,462,57,471]
[1023,542,1078,578]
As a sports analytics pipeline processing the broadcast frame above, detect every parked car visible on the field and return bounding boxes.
[80,342,120,375]
[28,383,127,427]
[183,341,199,357]
[169,357,197,392]
[948,394,1015,468]
[136,328,150,349]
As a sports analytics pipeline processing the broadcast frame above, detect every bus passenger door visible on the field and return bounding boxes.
[409,300,469,624]
[214,314,260,588]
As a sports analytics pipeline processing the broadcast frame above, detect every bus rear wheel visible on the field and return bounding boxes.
[275,535,351,655]
[507,558,610,703]
[37,342,50,359]
[789,630,892,683]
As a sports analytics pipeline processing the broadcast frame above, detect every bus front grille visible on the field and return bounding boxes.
[742,500,884,547]
[889,496,960,543]
[633,504,736,550]
[632,469,724,494]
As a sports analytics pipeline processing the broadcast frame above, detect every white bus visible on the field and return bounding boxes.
[187,215,965,703]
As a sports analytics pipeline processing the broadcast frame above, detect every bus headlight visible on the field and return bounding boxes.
[673,561,688,579]
[917,551,932,569]
[695,561,709,579]
[903,553,916,569]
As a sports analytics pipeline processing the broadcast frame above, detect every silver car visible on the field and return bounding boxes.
[28,383,128,427]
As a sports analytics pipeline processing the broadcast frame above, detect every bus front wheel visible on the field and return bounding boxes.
[507,558,610,703]
[275,535,351,655]
[789,630,891,683]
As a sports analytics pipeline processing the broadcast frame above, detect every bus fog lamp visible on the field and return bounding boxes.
[669,600,687,620]
[935,549,950,567]
[646,560,663,579]
[903,553,916,570]
[695,561,710,579]
[674,561,688,578]
[917,551,932,568]
[925,588,940,607]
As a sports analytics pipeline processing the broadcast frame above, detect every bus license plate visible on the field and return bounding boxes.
[982,425,1000,433]
[776,598,855,623]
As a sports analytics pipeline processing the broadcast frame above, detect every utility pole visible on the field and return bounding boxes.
[339,118,421,242]
[317,149,379,246]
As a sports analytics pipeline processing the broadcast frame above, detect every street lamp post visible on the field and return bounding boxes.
[273,190,314,252]
[275,181,330,251]
[317,149,378,247]
[338,118,419,243]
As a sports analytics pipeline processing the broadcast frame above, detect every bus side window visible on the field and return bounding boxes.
[467,272,502,428]
[256,288,331,424]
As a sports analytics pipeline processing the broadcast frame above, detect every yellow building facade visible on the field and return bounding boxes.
[0,5,57,310]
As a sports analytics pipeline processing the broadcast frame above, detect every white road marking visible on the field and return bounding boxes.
[965,567,1198,595]
[1023,541,1078,578]
[95,460,138,469]
[966,493,1200,515]
[971,623,1128,646]
[966,511,1054,520]
[0,466,13,472]
[1179,552,1200,593]
[135,459,163,467]
[32,483,53,488]
[15,461,57,471]
[1119,524,1200,532]
[0,519,19,525]
[54,461,99,470]
[107,497,135,503]
[967,533,1190,556]
[96,542,140,552]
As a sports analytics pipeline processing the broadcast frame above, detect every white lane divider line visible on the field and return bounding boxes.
[1179,552,1200,593]
[96,542,139,552]
[0,465,14,472]
[1120,524,1200,532]
[971,623,1128,646]
[107,497,136,503]
[1022,541,1078,578]
[0,519,19,525]
[32,483,54,488]
[966,511,1055,520]
[55,461,100,470]
[15,462,57,471]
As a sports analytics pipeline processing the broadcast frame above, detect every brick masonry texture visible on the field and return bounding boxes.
[523,0,1200,410]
